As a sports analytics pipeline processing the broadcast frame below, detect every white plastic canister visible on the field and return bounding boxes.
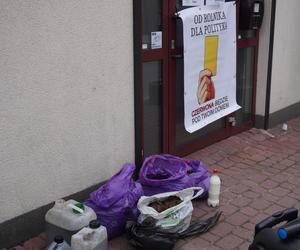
[45,199,97,245]
[71,220,108,250]
[207,168,221,207]
[47,235,71,250]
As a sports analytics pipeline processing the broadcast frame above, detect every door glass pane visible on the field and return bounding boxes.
[142,0,163,50]
[239,30,256,39]
[143,61,163,156]
[236,47,255,125]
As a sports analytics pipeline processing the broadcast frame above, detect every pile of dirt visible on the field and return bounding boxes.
[149,196,182,213]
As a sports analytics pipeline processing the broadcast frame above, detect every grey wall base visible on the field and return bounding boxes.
[256,101,300,129]
[0,182,104,249]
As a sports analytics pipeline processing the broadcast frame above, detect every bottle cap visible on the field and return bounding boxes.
[213,168,220,174]
[89,220,101,229]
[278,228,288,239]
[54,235,64,244]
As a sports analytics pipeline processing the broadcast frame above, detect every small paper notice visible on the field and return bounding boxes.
[151,31,162,49]
[254,3,260,13]
[182,0,204,6]
[183,0,225,6]
[206,0,225,5]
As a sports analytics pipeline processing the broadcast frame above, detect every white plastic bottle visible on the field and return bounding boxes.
[71,220,108,250]
[207,168,221,207]
[47,235,71,250]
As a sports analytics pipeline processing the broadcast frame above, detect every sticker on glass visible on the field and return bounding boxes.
[254,3,260,13]
[151,31,162,49]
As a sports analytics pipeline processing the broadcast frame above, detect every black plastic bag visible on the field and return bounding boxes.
[125,209,222,250]
[126,219,175,250]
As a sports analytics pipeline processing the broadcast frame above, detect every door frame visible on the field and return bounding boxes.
[133,0,170,166]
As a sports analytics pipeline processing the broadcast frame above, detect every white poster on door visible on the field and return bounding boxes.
[178,2,240,133]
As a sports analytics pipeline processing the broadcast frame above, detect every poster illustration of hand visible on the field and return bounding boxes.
[178,2,241,133]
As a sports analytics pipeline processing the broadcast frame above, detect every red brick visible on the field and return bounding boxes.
[264,204,285,215]
[232,226,253,240]
[234,162,251,169]
[215,234,244,249]
[279,159,295,167]
[252,134,266,142]
[275,196,297,207]
[181,237,211,250]
[200,231,220,243]
[247,173,268,183]
[220,204,239,216]
[288,176,300,185]
[288,192,300,200]
[228,156,245,163]
[259,160,274,167]
[242,222,255,231]
[218,159,234,168]
[230,184,250,194]
[226,212,249,226]
[269,187,290,197]
[253,213,271,225]
[192,207,208,218]
[248,154,266,162]
[243,159,257,166]
[243,191,261,199]
[272,173,290,183]
[230,196,252,208]
[249,199,271,210]
[23,236,46,250]
[240,207,259,217]
[272,163,290,170]
[280,182,296,191]
[210,222,235,237]
[260,179,279,189]
[239,241,252,250]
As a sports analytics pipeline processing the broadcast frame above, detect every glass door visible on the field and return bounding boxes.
[134,0,170,162]
[134,0,259,162]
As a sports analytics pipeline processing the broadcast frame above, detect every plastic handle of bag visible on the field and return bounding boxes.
[163,187,203,211]
[180,187,204,201]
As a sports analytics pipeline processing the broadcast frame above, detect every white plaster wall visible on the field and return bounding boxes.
[0,0,134,223]
[270,0,300,113]
[256,0,272,116]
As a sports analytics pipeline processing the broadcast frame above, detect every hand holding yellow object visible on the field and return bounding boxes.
[197,36,218,104]
[197,69,215,104]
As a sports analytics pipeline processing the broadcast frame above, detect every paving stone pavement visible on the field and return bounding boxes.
[12,117,300,250]
[107,117,300,250]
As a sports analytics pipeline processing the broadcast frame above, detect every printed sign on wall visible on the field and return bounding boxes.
[178,2,240,133]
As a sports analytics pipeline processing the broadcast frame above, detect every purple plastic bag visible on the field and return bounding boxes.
[139,154,209,196]
[84,163,143,239]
